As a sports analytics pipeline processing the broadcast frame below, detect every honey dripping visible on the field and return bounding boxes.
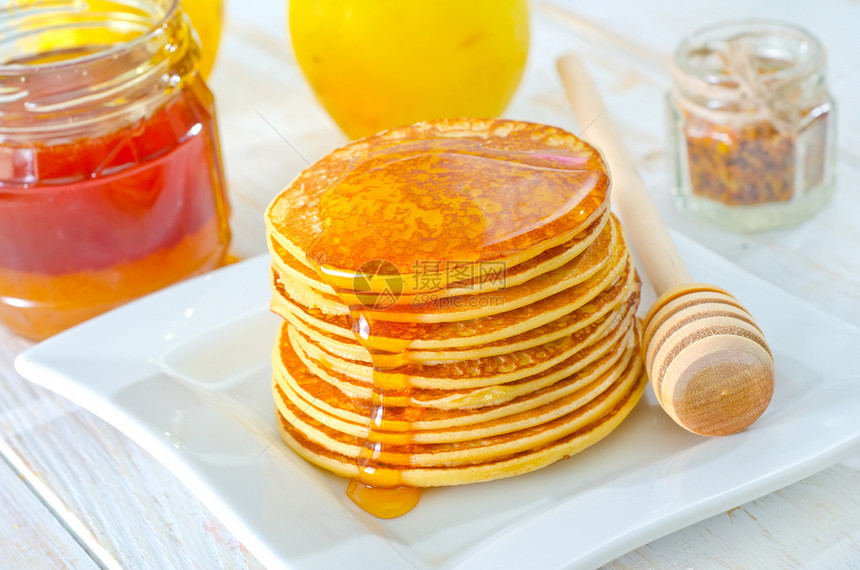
[305,138,607,518]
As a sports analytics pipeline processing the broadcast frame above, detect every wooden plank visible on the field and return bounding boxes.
[0,455,98,570]
[606,460,860,568]
[0,328,265,569]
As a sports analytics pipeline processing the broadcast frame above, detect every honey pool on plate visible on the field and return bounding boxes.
[264,118,645,518]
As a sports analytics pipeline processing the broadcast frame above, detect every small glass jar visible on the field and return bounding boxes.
[667,20,836,232]
[0,0,231,340]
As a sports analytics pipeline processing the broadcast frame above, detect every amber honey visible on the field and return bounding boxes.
[308,138,606,282]
[0,1,230,340]
[312,135,606,515]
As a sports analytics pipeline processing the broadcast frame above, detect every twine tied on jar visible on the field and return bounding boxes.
[666,20,836,231]
[670,27,826,138]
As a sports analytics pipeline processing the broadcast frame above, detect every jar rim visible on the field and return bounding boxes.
[673,19,825,88]
[0,0,197,142]
[0,0,179,72]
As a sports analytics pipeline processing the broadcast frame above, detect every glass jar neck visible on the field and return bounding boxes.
[670,20,828,133]
[0,0,199,142]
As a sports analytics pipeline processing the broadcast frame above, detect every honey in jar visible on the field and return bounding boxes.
[0,0,231,340]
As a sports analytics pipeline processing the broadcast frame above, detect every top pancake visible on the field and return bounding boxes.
[266,118,610,295]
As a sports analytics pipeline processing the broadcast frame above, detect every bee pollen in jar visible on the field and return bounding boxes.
[667,20,836,231]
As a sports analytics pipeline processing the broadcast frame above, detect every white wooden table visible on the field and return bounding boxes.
[2,1,859,568]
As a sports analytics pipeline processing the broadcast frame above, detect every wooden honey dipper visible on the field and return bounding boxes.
[557,54,774,436]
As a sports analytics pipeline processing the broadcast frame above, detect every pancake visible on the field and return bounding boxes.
[274,356,646,487]
[268,206,612,307]
[264,118,647,517]
[274,342,641,461]
[265,120,611,296]
[287,295,639,391]
[282,268,637,366]
[269,209,614,321]
[276,309,637,428]
[271,249,639,360]
[270,217,634,353]
[277,296,639,411]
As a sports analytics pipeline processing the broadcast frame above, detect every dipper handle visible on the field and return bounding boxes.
[557,53,774,436]
[557,53,689,295]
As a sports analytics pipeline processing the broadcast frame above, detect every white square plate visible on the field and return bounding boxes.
[15,231,860,570]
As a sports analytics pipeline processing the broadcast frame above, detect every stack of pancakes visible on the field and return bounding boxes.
[265,119,645,512]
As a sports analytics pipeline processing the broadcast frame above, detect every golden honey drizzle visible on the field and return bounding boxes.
[306,137,607,518]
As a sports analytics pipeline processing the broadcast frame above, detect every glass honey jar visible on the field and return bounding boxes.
[0,0,231,340]
[667,20,836,232]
